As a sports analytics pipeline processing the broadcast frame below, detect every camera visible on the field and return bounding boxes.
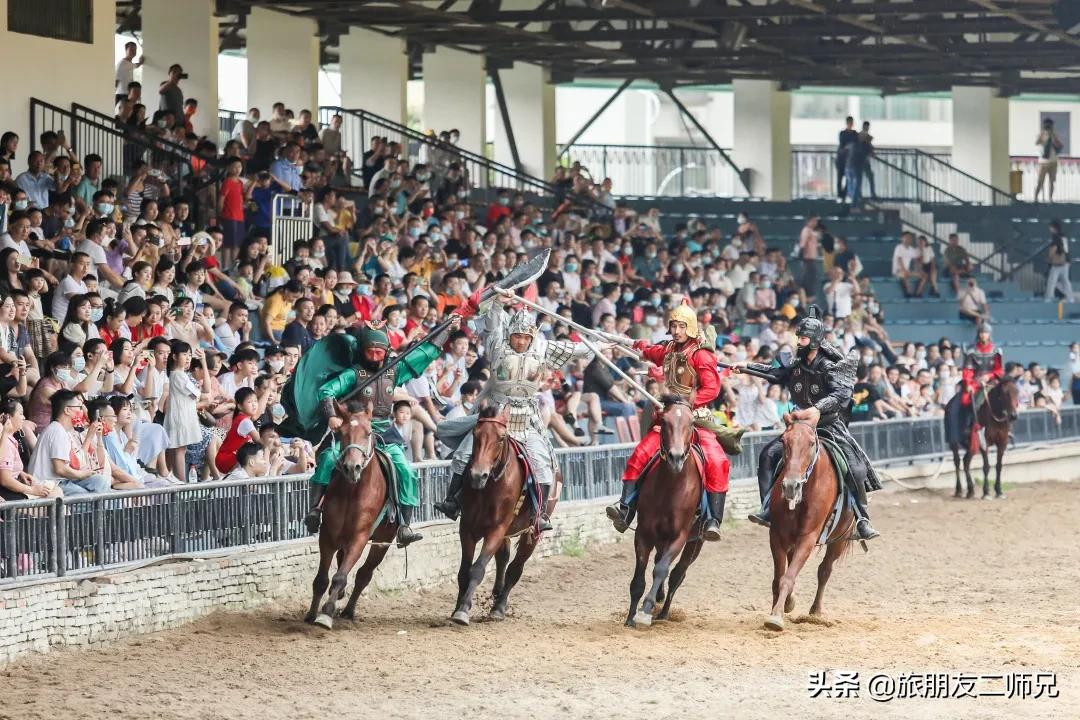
[179,73,189,79]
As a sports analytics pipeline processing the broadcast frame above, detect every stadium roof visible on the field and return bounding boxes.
[119,0,1080,94]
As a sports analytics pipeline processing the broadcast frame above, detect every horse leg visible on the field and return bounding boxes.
[980,443,991,499]
[304,534,335,624]
[488,540,512,620]
[653,550,666,606]
[491,532,538,620]
[635,537,685,627]
[784,547,797,613]
[995,441,1006,498]
[453,530,478,620]
[656,538,703,621]
[808,538,847,619]
[342,525,394,620]
[951,445,963,498]
[625,534,650,627]
[963,448,975,499]
[316,530,371,629]
[452,533,504,626]
[766,535,815,631]
[769,529,787,613]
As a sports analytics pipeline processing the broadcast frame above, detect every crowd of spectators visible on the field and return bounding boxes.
[0,65,1074,503]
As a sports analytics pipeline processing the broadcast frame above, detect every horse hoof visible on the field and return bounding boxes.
[982,493,992,501]
[340,610,356,621]
[965,491,975,499]
[632,610,653,627]
[489,608,505,621]
[624,618,635,628]
[303,612,317,625]
[995,493,1007,500]
[784,595,796,614]
[450,610,470,626]
[764,615,785,632]
[312,614,334,630]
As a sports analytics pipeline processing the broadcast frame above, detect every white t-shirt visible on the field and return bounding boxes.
[115,58,135,95]
[892,244,920,275]
[959,287,988,314]
[215,322,243,354]
[51,276,88,321]
[0,233,31,255]
[219,371,254,399]
[28,422,77,484]
[827,281,854,318]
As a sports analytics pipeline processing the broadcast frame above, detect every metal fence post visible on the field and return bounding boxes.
[93,499,105,567]
[241,484,253,545]
[272,482,283,542]
[54,498,67,577]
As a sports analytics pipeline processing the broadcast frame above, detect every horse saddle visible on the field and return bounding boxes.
[372,444,397,527]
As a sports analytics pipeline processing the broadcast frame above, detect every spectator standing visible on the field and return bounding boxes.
[824,266,855,320]
[1045,231,1074,302]
[1035,117,1064,203]
[115,42,145,103]
[158,64,186,124]
[858,121,877,200]
[797,216,820,299]
[218,158,246,269]
[836,116,858,200]
[163,341,205,480]
[845,130,871,205]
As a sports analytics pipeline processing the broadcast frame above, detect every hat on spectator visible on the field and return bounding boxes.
[192,231,212,247]
[335,271,358,288]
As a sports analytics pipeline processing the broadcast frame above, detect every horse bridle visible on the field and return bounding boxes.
[658,398,694,460]
[335,432,375,483]
[785,420,820,486]
[473,416,510,482]
[979,380,1013,425]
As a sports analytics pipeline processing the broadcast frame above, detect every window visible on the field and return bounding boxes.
[8,0,93,44]
[791,93,849,120]
[860,95,952,122]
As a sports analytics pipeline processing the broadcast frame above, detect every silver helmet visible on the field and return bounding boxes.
[507,309,537,338]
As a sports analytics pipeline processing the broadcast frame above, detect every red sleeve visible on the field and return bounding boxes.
[990,353,1003,379]
[689,349,720,408]
[633,341,668,367]
[961,366,976,389]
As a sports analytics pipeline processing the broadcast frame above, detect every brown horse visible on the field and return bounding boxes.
[950,379,1019,499]
[305,402,395,630]
[765,417,852,632]
[451,407,548,625]
[626,397,705,628]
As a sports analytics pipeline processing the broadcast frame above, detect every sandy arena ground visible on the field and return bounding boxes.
[2,481,1078,720]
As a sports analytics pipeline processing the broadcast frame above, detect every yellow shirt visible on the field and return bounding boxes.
[263,292,291,334]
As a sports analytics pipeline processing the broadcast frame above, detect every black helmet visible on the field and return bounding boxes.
[795,304,827,352]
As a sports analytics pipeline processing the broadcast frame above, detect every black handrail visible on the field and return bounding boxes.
[870,155,968,205]
[910,148,1016,206]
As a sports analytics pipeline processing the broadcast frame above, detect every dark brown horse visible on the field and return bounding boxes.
[765,416,852,632]
[305,402,395,630]
[949,379,1018,499]
[451,407,548,625]
[626,397,704,628]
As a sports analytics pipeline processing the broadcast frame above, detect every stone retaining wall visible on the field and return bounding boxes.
[1,441,1078,665]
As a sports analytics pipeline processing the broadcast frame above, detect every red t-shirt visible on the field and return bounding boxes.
[220,177,245,222]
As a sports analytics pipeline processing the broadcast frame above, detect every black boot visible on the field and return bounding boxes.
[304,483,327,534]
[702,491,726,541]
[433,473,464,520]
[605,481,637,533]
[536,484,553,532]
[395,505,424,548]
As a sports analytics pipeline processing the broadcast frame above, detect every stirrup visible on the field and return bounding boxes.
[537,514,553,532]
[396,525,423,548]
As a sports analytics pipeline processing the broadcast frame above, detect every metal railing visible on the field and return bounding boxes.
[218,109,244,147]
[793,148,1015,206]
[1,408,1076,587]
[271,193,314,265]
[317,106,559,201]
[1010,156,1080,203]
[558,143,749,198]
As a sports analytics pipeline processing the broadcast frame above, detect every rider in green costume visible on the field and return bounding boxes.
[279,316,462,547]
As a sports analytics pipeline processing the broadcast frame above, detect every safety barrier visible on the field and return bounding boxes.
[0,407,1076,586]
[270,193,313,265]
[558,143,748,198]
[1010,155,1080,203]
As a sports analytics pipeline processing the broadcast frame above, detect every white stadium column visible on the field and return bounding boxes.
[246,6,319,119]
[141,0,219,140]
[339,27,408,124]
[492,62,557,179]
[952,86,1011,191]
[733,79,792,200]
[423,47,487,156]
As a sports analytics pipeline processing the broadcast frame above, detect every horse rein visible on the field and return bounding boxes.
[785,420,820,485]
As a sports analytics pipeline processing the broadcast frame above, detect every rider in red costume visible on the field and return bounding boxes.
[605,301,730,541]
[957,323,1004,447]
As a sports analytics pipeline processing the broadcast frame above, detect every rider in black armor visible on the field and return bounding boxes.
[739,305,881,541]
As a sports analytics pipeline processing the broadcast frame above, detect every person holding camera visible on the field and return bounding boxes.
[158,64,187,127]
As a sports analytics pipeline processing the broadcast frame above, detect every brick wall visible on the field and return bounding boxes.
[2,441,1079,666]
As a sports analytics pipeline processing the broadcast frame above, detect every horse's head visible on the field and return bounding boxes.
[659,395,695,473]
[780,414,819,511]
[992,378,1020,422]
[469,406,509,490]
[333,399,374,484]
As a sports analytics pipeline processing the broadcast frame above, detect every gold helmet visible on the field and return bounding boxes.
[668,299,699,339]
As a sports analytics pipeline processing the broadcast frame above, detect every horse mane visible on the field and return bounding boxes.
[478,405,500,419]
